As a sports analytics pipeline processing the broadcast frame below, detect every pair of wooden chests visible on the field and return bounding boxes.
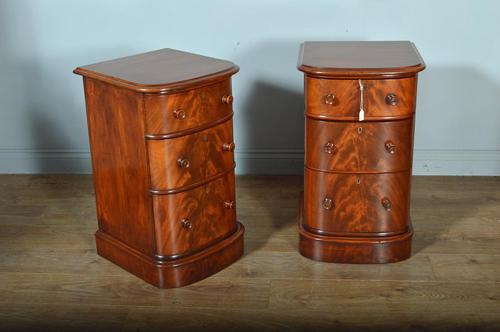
[74,41,425,288]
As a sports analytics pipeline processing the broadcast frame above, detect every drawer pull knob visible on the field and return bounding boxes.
[323,93,335,105]
[173,109,186,120]
[385,141,396,154]
[224,201,235,209]
[385,93,398,106]
[221,95,234,105]
[381,198,392,211]
[324,142,337,154]
[222,142,235,152]
[322,197,334,210]
[181,219,192,230]
[177,158,190,169]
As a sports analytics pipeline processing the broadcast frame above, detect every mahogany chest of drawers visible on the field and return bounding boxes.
[297,41,425,263]
[74,49,244,287]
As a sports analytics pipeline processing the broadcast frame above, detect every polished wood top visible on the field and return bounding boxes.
[74,48,239,93]
[298,41,425,78]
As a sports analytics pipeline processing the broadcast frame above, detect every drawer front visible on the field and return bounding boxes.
[304,168,411,235]
[306,77,416,120]
[148,119,234,191]
[145,80,233,135]
[306,118,414,172]
[152,171,236,258]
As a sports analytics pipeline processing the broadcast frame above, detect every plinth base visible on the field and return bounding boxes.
[95,222,244,288]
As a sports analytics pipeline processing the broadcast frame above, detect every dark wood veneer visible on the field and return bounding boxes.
[147,118,234,191]
[144,80,233,135]
[152,171,237,259]
[305,118,414,172]
[305,77,417,120]
[298,192,412,264]
[298,41,424,264]
[75,49,243,288]
[304,168,411,235]
[298,41,425,79]
[83,78,155,256]
[74,48,239,94]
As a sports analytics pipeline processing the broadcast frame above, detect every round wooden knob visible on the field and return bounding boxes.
[181,219,192,229]
[222,95,234,104]
[385,93,398,106]
[385,141,396,154]
[322,197,334,210]
[324,93,335,105]
[324,142,337,154]
[224,201,235,209]
[222,142,235,152]
[173,109,186,119]
[177,158,190,169]
[381,198,392,211]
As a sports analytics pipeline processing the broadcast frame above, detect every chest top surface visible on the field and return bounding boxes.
[74,48,239,93]
[298,41,425,79]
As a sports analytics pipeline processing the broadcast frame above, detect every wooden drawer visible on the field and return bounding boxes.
[304,168,411,235]
[305,77,416,120]
[147,119,234,191]
[145,79,233,135]
[152,171,237,258]
[305,118,414,172]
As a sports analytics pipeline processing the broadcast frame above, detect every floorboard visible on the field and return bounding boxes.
[0,174,499,331]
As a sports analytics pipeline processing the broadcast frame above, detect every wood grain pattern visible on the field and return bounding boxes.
[83,78,155,256]
[152,171,236,259]
[0,175,499,330]
[145,79,233,135]
[299,41,423,264]
[75,49,242,288]
[306,118,414,172]
[298,41,425,79]
[95,223,244,288]
[299,192,413,263]
[147,118,235,192]
[305,77,417,121]
[304,169,411,235]
[74,48,239,94]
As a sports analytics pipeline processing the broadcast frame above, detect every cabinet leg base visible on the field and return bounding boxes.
[95,222,244,288]
[298,193,412,264]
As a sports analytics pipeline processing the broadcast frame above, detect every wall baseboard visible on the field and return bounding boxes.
[0,148,499,176]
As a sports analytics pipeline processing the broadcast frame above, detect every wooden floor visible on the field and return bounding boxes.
[0,175,499,331]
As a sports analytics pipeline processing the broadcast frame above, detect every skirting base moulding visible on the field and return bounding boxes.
[74,48,244,287]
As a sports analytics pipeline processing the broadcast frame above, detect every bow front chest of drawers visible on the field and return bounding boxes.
[74,49,244,287]
[297,41,425,263]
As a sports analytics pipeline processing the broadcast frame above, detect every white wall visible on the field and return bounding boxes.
[1,0,499,175]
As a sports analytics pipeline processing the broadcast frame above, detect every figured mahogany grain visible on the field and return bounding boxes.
[152,172,236,259]
[74,48,239,93]
[145,80,233,136]
[298,41,425,79]
[305,118,414,172]
[298,192,413,263]
[75,48,243,288]
[147,119,234,192]
[305,77,417,120]
[304,168,411,235]
[83,78,155,256]
[298,41,424,264]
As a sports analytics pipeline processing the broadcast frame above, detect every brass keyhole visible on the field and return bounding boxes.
[357,127,363,134]
[356,178,361,185]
